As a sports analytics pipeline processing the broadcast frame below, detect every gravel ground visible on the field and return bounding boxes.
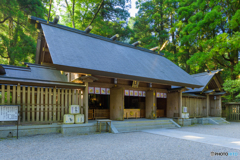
[177,122,240,139]
[0,128,239,160]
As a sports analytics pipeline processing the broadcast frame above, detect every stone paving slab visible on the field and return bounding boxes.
[142,128,240,150]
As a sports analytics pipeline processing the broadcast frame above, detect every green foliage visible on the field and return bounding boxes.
[56,0,131,41]
[0,0,45,65]
[223,79,240,102]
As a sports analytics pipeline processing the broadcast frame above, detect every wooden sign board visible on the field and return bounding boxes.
[0,105,19,139]
[0,105,18,121]
[132,81,139,88]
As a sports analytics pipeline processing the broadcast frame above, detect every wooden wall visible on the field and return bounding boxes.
[182,97,206,117]
[209,95,221,117]
[182,96,222,117]
[167,92,179,117]
[0,84,82,124]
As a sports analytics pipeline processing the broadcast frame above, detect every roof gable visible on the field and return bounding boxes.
[184,69,223,93]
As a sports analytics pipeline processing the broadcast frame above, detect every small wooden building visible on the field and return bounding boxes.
[0,63,84,124]
[179,70,226,118]
[25,16,204,123]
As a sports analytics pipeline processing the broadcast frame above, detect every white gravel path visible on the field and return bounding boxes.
[0,128,239,160]
[177,122,240,139]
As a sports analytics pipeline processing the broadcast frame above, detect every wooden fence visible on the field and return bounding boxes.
[0,84,83,124]
[88,109,110,120]
[226,102,240,121]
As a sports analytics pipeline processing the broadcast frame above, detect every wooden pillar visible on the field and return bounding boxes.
[219,96,222,117]
[83,82,88,123]
[110,87,124,120]
[146,90,156,119]
[179,91,182,118]
[206,94,210,117]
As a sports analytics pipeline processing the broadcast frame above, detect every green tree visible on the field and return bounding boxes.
[57,0,132,41]
[0,0,45,65]
[184,0,240,79]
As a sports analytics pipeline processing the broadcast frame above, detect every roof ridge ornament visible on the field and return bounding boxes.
[53,15,59,24]
[110,34,119,41]
[132,41,141,47]
[150,46,159,51]
[85,26,92,33]
[0,65,6,75]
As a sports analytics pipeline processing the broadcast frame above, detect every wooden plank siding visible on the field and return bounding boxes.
[0,84,83,124]
[182,97,206,118]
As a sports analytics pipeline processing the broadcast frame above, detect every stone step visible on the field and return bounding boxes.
[116,124,176,132]
[113,123,174,129]
[112,120,170,124]
[112,121,173,127]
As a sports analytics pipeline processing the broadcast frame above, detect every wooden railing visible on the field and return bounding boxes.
[156,109,165,117]
[88,109,94,120]
[88,109,110,120]
[124,109,140,119]
[140,109,145,118]
[0,84,82,124]
[94,109,110,119]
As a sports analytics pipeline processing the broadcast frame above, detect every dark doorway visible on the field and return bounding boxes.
[157,98,167,117]
[125,96,145,118]
[89,94,110,109]
[125,97,145,109]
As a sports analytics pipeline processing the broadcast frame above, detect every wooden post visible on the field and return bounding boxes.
[219,96,222,117]
[7,85,10,104]
[68,89,72,110]
[61,89,64,119]
[22,86,26,122]
[36,87,40,122]
[53,87,56,121]
[206,94,209,117]
[72,89,75,105]
[45,88,48,121]
[12,85,16,104]
[179,91,182,118]
[32,87,35,122]
[40,87,44,121]
[83,82,88,123]
[79,90,82,111]
[49,88,52,121]
[65,89,68,114]
[1,85,5,104]
[27,87,30,121]
[57,88,60,121]
[17,84,21,124]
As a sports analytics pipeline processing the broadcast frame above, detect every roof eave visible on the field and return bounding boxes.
[50,64,203,88]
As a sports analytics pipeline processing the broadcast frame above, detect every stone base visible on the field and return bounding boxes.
[61,123,98,136]
[0,122,111,138]
[177,119,191,126]
[0,124,61,138]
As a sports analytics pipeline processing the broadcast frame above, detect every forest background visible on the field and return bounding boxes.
[0,0,239,101]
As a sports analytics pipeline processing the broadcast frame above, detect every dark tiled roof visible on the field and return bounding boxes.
[184,69,223,93]
[29,16,202,88]
[0,63,84,88]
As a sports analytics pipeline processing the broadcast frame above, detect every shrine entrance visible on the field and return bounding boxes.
[124,90,146,118]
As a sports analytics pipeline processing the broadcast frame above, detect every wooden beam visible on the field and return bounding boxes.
[41,40,47,63]
[35,30,43,64]
[213,76,222,91]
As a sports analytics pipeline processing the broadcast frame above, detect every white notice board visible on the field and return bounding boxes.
[0,105,19,121]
